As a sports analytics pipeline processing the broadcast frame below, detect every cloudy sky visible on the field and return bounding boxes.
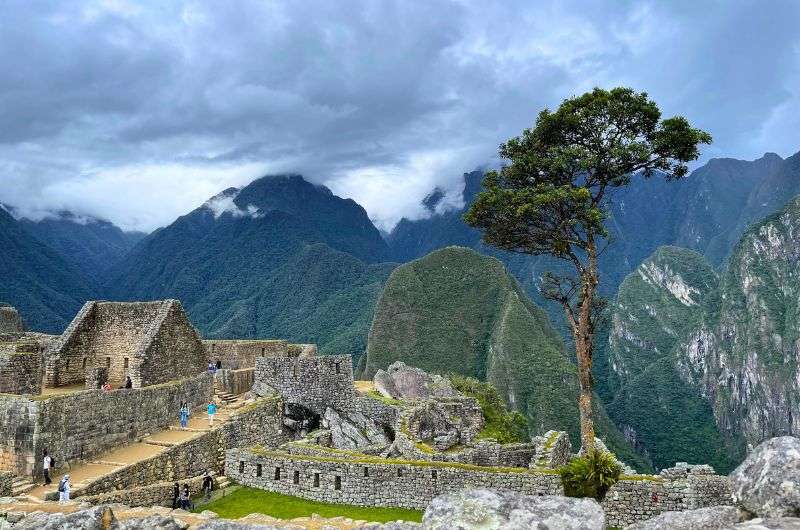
[1,0,799,232]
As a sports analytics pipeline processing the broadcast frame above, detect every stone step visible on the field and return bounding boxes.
[12,481,36,496]
[144,439,177,448]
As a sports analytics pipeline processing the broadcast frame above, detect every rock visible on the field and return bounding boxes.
[117,515,189,530]
[12,506,115,530]
[623,505,742,529]
[251,380,277,397]
[195,520,284,529]
[423,489,604,529]
[323,407,389,450]
[731,519,800,529]
[403,398,484,449]
[373,362,459,401]
[730,436,800,518]
[359,523,420,529]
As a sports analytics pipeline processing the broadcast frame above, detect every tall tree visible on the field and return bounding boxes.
[465,87,711,454]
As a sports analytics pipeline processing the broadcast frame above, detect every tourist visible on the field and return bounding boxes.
[171,482,180,509]
[180,483,191,510]
[179,401,190,429]
[207,400,218,427]
[124,376,133,389]
[42,449,52,485]
[207,361,216,375]
[102,381,112,392]
[58,474,70,504]
[215,359,222,370]
[202,472,213,501]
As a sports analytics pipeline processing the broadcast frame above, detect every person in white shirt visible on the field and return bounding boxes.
[42,449,52,485]
[58,474,70,503]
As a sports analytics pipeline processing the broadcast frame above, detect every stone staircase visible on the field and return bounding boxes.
[11,477,36,497]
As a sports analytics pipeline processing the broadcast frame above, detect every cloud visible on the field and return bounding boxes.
[0,0,798,232]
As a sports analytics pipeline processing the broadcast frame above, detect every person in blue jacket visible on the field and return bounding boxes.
[207,400,218,427]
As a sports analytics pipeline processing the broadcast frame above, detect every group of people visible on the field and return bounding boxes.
[207,359,222,374]
[178,400,218,429]
[100,376,133,392]
[171,473,215,510]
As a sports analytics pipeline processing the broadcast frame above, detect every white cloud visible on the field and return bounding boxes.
[0,0,798,233]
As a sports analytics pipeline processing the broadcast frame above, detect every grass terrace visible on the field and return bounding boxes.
[195,486,423,523]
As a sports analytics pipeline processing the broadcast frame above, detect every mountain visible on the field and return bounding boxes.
[676,195,800,448]
[19,211,145,283]
[386,151,800,318]
[364,246,650,471]
[103,175,395,362]
[602,246,743,472]
[0,206,95,333]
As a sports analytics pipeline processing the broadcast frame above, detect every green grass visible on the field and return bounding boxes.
[195,486,422,523]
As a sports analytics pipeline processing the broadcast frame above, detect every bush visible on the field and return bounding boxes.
[449,375,528,444]
[559,451,622,500]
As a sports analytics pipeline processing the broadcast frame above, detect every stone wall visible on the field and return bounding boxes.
[204,340,289,369]
[60,396,288,500]
[29,374,213,478]
[0,395,38,475]
[0,470,13,496]
[137,301,207,387]
[82,474,207,507]
[255,355,356,415]
[601,465,733,528]
[0,306,24,334]
[225,448,563,510]
[214,368,254,396]
[0,350,42,395]
[44,300,207,389]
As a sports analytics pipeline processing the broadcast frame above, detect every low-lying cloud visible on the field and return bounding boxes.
[1,0,799,232]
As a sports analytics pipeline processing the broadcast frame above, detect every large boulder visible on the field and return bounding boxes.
[374,362,459,401]
[730,436,800,518]
[731,519,800,529]
[322,407,389,450]
[117,514,188,530]
[624,506,742,529]
[423,489,604,529]
[11,506,115,530]
[403,398,484,450]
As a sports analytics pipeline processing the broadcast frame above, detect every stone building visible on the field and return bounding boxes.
[203,339,316,370]
[44,300,207,388]
[0,304,25,334]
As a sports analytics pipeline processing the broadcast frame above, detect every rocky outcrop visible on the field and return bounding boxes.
[730,437,800,518]
[676,198,800,449]
[374,362,459,401]
[623,506,742,529]
[732,519,800,529]
[322,407,390,450]
[10,506,117,530]
[422,489,605,529]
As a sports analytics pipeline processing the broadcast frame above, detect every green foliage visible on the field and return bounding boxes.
[559,451,622,500]
[197,486,422,522]
[450,375,528,443]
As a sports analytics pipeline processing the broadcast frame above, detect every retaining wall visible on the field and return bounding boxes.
[0,351,42,395]
[82,475,207,508]
[0,470,12,496]
[225,448,562,510]
[215,368,254,396]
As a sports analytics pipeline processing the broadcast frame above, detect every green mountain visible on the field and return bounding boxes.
[676,195,800,449]
[364,246,650,471]
[104,175,394,362]
[0,206,95,333]
[19,211,145,284]
[603,246,742,472]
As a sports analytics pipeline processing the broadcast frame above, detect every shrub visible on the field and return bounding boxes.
[559,451,622,500]
[449,375,528,443]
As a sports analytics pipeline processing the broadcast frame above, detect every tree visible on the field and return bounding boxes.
[464,87,711,454]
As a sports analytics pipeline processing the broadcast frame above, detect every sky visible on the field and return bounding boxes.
[1,0,799,233]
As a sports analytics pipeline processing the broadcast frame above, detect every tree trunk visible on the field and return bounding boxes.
[575,238,599,456]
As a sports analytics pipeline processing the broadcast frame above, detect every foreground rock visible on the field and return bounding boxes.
[730,436,800,518]
[731,519,800,529]
[11,506,116,529]
[624,506,742,529]
[374,361,459,401]
[422,489,604,529]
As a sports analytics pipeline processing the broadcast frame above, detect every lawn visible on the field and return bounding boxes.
[195,486,423,523]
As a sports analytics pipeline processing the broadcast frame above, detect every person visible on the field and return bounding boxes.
[124,376,132,389]
[215,359,222,370]
[207,361,216,375]
[179,401,190,429]
[58,474,70,504]
[180,483,191,510]
[102,381,112,392]
[202,472,213,501]
[42,449,52,485]
[171,482,180,509]
[207,400,217,427]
